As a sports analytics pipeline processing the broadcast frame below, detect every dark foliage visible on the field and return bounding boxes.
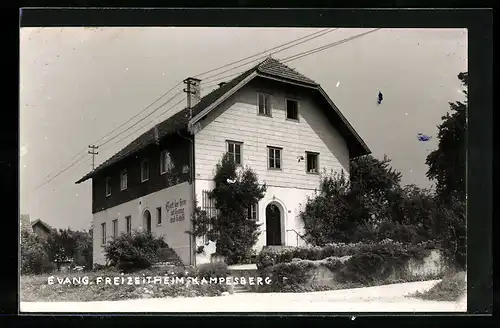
[103,231,167,272]
[21,230,56,274]
[191,152,267,265]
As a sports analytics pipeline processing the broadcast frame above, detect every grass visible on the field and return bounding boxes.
[410,271,466,302]
[20,266,229,302]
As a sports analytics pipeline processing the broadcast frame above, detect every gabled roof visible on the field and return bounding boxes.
[76,57,370,184]
[31,219,53,232]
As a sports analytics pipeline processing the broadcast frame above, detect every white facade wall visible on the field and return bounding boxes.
[193,82,351,260]
[92,182,194,266]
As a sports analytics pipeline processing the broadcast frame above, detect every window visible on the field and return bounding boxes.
[160,150,174,175]
[125,216,131,234]
[156,207,162,225]
[248,203,258,221]
[141,159,149,182]
[112,219,118,238]
[101,223,106,245]
[268,147,282,169]
[258,93,272,116]
[227,141,242,165]
[105,177,111,197]
[286,99,299,120]
[306,152,319,173]
[120,170,128,191]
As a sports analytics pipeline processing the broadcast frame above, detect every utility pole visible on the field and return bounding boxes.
[183,78,197,119]
[88,145,99,171]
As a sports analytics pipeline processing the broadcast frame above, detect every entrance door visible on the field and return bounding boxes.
[143,210,152,233]
[266,204,282,246]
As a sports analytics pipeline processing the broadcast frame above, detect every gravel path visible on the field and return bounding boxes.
[20,280,467,313]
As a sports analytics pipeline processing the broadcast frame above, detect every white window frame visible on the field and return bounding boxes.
[120,169,128,191]
[156,207,162,225]
[267,146,282,170]
[101,222,106,245]
[285,98,300,121]
[105,177,111,197]
[227,140,243,166]
[112,219,118,238]
[306,151,320,174]
[257,93,272,117]
[141,159,149,182]
[248,203,258,221]
[125,216,131,234]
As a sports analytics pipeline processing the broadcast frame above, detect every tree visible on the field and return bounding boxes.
[426,72,467,204]
[349,155,403,226]
[300,170,354,245]
[191,153,267,265]
[425,72,467,269]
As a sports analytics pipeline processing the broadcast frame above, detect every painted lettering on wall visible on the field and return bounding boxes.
[166,198,187,223]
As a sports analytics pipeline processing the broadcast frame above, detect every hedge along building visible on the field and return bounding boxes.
[75,57,371,266]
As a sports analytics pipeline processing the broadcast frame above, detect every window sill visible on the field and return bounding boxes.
[268,167,283,171]
[160,171,166,176]
[258,113,272,118]
[120,188,127,192]
[306,171,320,175]
[286,118,299,123]
[156,223,162,227]
[105,194,111,198]
[141,179,149,183]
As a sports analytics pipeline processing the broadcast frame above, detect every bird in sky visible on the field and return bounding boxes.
[417,133,432,142]
[377,91,383,105]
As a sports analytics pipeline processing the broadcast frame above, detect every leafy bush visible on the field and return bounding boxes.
[257,240,438,292]
[196,262,229,280]
[103,231,168,272]
[21,230,56,275]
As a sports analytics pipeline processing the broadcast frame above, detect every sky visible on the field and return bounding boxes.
[19,27,467,231]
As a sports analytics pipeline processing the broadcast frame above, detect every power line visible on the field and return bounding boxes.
[280,28,382,64]
[34,29,339,186]
[193,28,332,78]
[33,28,380,194]
[97,90,184,147]
[90,81,184,146]
[202,29,382,92]
[201,28,339,82]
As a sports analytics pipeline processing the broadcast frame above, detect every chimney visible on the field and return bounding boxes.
[183,77,202,118]
[20,214,31,232]
[218,82,226,88]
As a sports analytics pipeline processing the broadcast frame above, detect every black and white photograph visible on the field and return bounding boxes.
[20,23,468,313]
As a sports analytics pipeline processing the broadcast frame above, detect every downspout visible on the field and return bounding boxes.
[178,126,196,267]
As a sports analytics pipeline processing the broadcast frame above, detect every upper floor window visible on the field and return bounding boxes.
[120,170,128,191]
[227,140,242,165]
[141,159,149,182]
[268,147,282,169]
[160,150,174,175]
[258,93,272,116]
[105,177,111,197]
[306,152,319,174]
[286,99,299,121]
[101,222,106,245]
[125,216,132,234]
[112,219,118,238]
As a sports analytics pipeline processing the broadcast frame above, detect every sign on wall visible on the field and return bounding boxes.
[166,198,188,223]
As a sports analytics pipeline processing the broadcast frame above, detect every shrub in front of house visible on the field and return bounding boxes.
[103,231,168,272]
[21,230,57,275]
[257,240,440,292]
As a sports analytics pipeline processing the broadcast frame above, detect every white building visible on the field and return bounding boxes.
[75,57,371,266]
